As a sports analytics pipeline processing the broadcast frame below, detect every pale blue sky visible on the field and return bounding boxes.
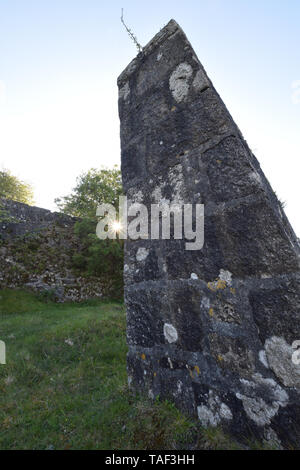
[0,0,299,233]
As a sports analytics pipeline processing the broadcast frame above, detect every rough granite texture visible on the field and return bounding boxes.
[0,199,105,301]
[118,20,300,447]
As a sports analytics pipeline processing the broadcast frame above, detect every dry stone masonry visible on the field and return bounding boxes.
[118,20,300,447]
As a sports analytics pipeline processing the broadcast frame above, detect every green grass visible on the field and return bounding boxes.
[0,289,271,450]
[0,289,197,450]
[0,289,46,314]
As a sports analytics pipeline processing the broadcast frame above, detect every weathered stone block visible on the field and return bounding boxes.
[249,275,300,345]
[201,135,264,203]
[125,282,169,347]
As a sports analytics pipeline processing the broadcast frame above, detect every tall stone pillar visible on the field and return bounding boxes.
[118,19,300,447]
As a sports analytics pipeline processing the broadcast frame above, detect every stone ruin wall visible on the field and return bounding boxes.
[118,20,300,448]
[0,198,78,239]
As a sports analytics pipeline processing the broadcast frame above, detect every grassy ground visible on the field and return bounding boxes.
[0,289,265,450]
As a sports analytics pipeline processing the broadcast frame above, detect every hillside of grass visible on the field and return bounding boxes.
[0,289,268,450]
[0,289,196,450]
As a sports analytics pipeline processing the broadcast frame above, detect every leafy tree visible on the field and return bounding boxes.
[55,166,122,218]
[56,167,124,299]
[0,169,34,204]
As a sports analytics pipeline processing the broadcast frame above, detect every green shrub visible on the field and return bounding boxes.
[72,219,124,299]
[37,288,58,303]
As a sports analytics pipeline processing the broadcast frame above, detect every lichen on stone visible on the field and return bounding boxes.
[236,373,289,426]
[136,247,149,262]
[264,336,300,388]
[163,323,178,343]
[169,62,193,102]
[197,390,233,427]
[119,82,130,101]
